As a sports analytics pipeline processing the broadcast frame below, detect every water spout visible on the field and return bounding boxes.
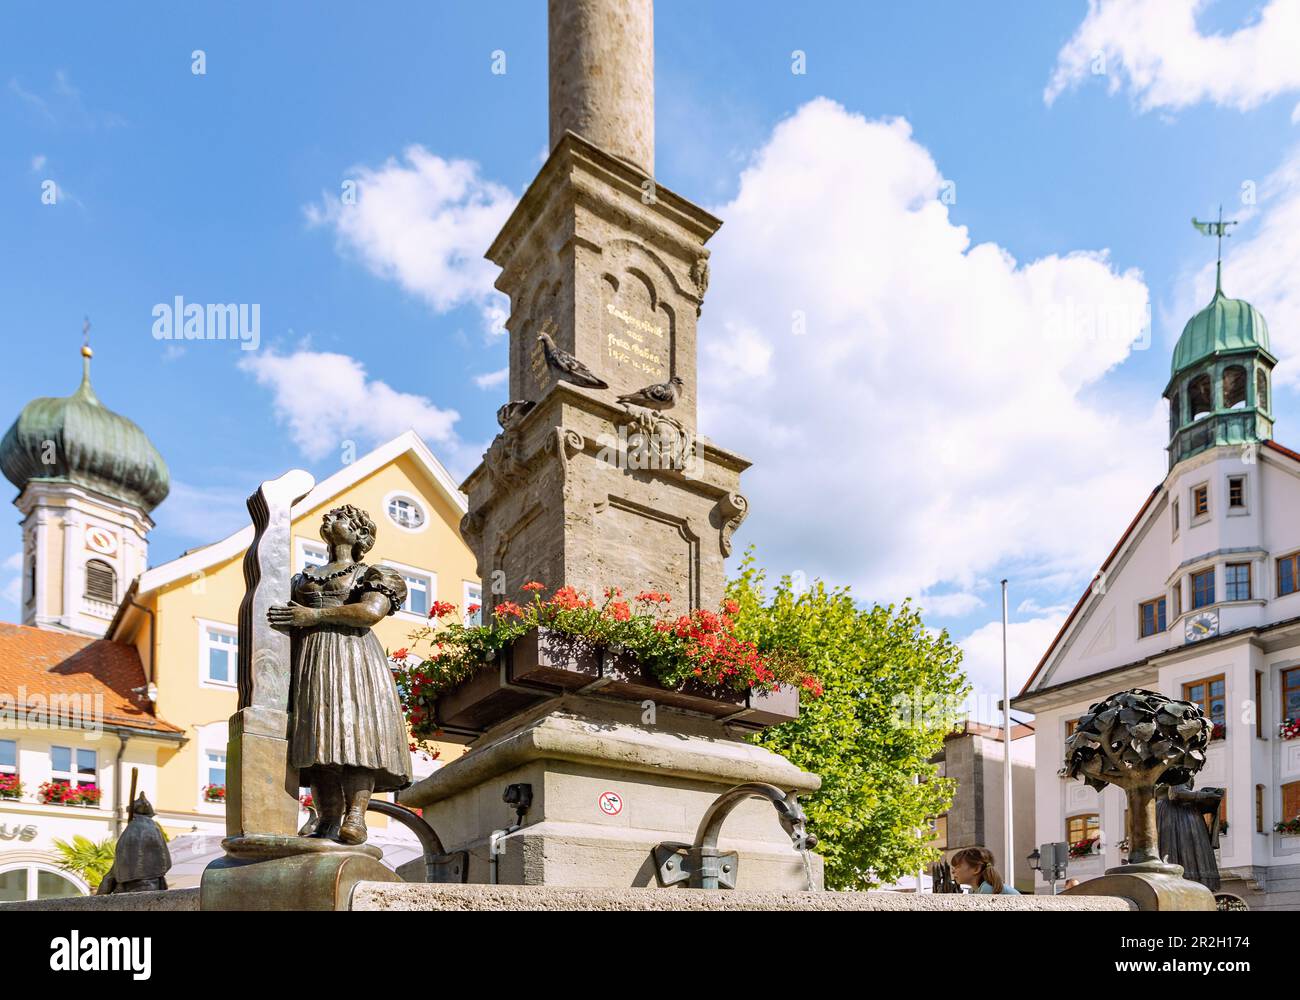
[654,781,817,890]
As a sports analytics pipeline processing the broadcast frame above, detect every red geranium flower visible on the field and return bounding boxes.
[467,603,481,615]
[522,581,546,593]
[391,647,409,661]
[494,600,525,618]
[428,600,458,619]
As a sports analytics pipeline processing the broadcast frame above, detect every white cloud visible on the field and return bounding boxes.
[919,590,985,618]
[1178,146,1300,389]
[701,98,1164,605]
[30,154,45,172]
[474,367,509,390]
[956,614,1068,723]
[1046,0,1300,112]
[239,348,461,462]
[305,146,516,335]
[156,482,250,542]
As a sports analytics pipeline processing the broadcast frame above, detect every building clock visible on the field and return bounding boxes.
[1184,609,1219,644]
[85,526,118,557]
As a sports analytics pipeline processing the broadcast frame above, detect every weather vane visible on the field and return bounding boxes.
[1191,205,1238,294]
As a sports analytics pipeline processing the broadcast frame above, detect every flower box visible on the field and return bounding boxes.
[1279,718,1300,741]
[0,774,21,800]
[1068,836,1099,859]
[203,784,226,803]
[1275,816,1300,836]
[38,781,100,807]
[431,626,799,743]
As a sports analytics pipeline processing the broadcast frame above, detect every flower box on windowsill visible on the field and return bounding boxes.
[1211,722,1226,741]
[37,782,101,807]
[431,626,799,744]
[1068,837,1099,859]
[1275,817,1300,836]
[203,784,226,803]
[1279,718,1300,742]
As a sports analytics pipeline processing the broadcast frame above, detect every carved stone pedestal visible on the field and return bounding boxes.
[399,695,823,891]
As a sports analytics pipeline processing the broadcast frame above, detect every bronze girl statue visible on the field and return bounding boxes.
[268,504,411,845]
[1156,779,1224,891]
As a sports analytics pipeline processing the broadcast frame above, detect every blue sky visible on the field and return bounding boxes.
[3,1,1300,716]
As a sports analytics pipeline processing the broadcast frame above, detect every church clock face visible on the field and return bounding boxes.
[85,526,118,556]
[1184,610,1219,644]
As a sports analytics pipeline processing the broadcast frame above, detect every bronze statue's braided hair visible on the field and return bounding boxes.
[951,845,1004,894]
[322,504,377,562]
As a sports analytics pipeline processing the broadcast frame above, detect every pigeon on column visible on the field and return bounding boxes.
[617,376,683,411]
[538,332,609,390]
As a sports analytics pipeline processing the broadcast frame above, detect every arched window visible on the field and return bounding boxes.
[1222,366,1247,409]
[1188,374,1212,421]
[1257,369,1269,413]
[0,864,85,902]
[84,559,116,603]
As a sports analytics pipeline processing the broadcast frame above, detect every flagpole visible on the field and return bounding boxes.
[1002,579,1013,888]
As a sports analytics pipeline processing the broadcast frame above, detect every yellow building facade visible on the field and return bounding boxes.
[114,431,477,881]
[0,350,478,896]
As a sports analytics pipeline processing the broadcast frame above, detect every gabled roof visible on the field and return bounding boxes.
[0,623,183,735]
[125,430,466,605]
[1019,439,1300,700]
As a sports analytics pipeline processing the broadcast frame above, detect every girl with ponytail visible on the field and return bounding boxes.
[949,846,1020,894]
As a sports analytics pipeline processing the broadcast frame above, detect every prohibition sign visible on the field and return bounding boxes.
[598,790,623,815]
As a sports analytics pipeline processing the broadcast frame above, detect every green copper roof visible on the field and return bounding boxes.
[1171,286,1270,376]
[0,350,170,512]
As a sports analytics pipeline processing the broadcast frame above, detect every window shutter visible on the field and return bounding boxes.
[85,560,116,602]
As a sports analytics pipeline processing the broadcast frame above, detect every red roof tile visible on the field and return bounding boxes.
[0,623,183,735]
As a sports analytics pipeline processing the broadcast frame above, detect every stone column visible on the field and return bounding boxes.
[549,0,654,175]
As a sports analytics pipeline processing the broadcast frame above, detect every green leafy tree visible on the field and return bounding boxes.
[728,554,968,890]
[51,835,116,890]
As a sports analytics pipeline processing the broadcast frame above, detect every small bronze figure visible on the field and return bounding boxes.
[98,793,171,894]
[268,504,412,846]
[1157,779,1224,891]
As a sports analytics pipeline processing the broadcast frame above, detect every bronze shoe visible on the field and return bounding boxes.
[336,807,368,845]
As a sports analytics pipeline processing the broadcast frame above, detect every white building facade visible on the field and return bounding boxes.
[1014,280,1300,909]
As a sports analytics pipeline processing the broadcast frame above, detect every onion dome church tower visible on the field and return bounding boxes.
[1164,252,1276,469]
[0,341,169,635]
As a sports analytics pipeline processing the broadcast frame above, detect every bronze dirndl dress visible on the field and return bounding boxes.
[289,562,412,792]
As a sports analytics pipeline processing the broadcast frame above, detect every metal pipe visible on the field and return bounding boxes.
[112,733,129,836]
[365,799,445,857]
[691,782,816,890]
[1002,578,1013,889]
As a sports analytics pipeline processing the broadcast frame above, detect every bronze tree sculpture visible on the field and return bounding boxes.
[1062,688,1210,867]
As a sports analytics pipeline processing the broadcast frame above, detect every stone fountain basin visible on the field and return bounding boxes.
[0,885,1133,912]
[430,626,798,743]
